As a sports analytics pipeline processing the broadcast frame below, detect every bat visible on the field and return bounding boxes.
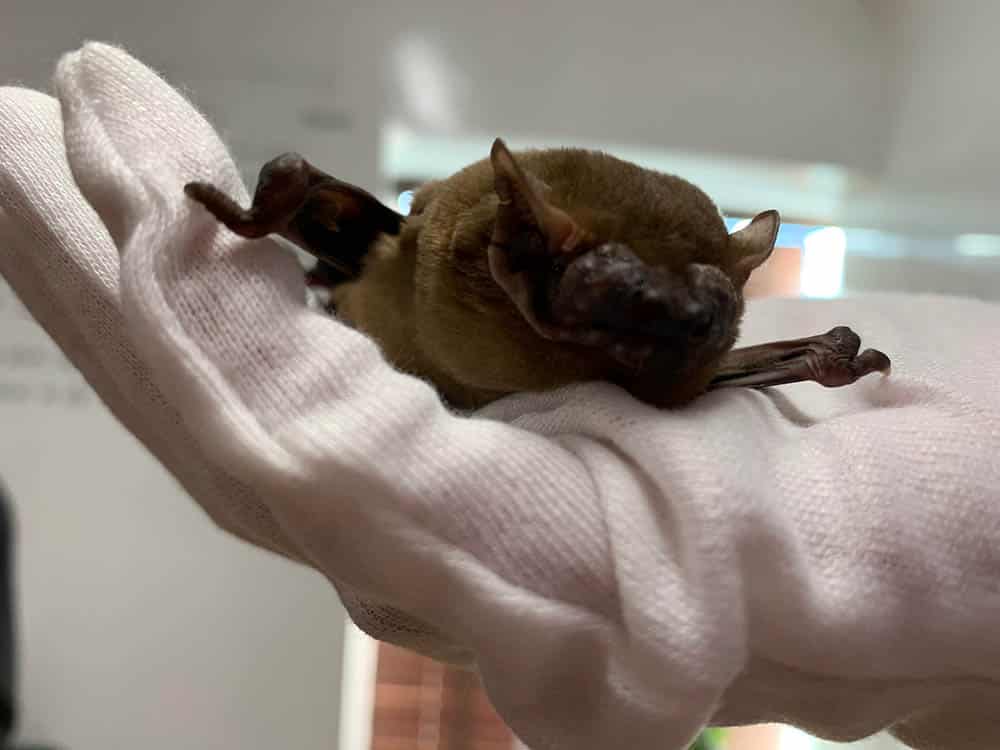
[183,140,890,410]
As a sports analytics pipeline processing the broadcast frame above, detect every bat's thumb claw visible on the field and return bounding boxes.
[857,348,892,376]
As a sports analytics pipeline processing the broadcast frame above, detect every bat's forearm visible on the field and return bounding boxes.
[709,327,891,391]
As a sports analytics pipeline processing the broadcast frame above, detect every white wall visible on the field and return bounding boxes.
[2,0,890,179]
[3,0,382,188]
[879,0,1000,194]
[11,1,1000,234]
[377,0,889,171]
[831,0,1000,234]
[0,284,347,749]
[845,255,1000,301]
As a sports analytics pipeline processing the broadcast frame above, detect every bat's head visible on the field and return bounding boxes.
[477,139,779,406]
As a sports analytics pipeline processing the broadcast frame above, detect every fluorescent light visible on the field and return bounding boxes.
[956,233,1000,257]
[800,226,846,298]
[842,228,903,258]
[731,218,752,232]
[397,190,414,215]
[338,621,379,750]
[392,33,464,132]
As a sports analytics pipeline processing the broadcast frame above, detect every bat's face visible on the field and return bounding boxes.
[399,142,780,407]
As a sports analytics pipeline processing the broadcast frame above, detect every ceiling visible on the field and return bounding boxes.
[5,0,1000,239]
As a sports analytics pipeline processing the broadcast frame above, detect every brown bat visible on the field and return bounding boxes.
[184,140,890,410]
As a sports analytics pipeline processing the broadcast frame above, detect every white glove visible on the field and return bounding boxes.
[3,43,1000,750]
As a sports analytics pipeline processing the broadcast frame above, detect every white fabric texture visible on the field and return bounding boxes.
[2,43,1000,750]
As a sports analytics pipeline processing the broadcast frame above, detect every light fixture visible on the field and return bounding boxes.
[955,233,1000,257]
[393,34,463,132]
[397,190,414,215]
[800,226,846,298]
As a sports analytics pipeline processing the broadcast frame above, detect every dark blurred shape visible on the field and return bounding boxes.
[0,485,16,741]
[0,483,58,750]
[371,642,513,750]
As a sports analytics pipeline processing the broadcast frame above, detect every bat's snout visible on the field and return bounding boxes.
[550,245,739,352]
[679,263,742,345]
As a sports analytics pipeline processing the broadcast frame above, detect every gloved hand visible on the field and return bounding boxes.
[3,43,1000,750]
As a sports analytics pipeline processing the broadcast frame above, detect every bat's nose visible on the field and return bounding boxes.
[630,263,734,343]
[630,286,704,339]
[547,244,738,350]
[679,263,739,341]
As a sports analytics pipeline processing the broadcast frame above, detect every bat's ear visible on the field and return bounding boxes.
[490,138,584,255]
[729,209,780,286]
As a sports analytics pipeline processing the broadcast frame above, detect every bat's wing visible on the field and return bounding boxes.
[709,327,891,390]
[185,153,402,282]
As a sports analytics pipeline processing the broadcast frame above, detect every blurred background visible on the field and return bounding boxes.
[2,1,998,748]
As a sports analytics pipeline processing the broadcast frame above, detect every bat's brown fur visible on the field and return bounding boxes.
[185,141,887,410]
[331,148,764,408]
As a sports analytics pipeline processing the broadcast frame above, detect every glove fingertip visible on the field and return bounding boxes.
[56,42,245,194]
[54,46,147,253]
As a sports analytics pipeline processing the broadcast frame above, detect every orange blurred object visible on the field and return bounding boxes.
[744,246,802,299]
